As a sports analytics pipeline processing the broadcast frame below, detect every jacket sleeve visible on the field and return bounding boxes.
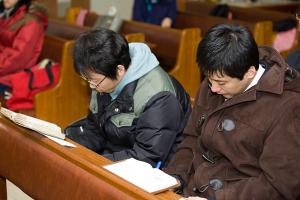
[216,98,300,200]
[0,21,44,75]
[103,91,187,167]
[65,111,106,153]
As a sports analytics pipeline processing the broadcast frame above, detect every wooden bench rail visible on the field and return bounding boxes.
[0,116,180,200]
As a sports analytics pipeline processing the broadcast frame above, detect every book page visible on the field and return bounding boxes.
[0,107,65,140]
[103,158,179,194]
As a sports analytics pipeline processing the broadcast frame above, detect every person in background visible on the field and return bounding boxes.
[132,0,177,28]
[286,11,300,72]
[65,28,191,168]
[165,23,300,200]
[0,0,48,90]
[209,4,232,20]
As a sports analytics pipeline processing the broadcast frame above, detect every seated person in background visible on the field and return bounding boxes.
[286,12,300,72]
[272,17,297,54]
[209,4,232,20]
[132,0,177,28]
[0,0,48,90]
[65,28,191,167]
[165,24,300,200]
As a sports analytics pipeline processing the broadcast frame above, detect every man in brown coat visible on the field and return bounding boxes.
[166,23,300,200]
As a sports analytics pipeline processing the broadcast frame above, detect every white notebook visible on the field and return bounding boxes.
[104,158,179,194]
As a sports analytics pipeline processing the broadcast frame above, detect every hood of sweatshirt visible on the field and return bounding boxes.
[110,43,159,99]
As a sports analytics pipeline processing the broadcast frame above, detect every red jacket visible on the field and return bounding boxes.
[0,4,48,86]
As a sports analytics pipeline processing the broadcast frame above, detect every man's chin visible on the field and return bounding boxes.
[222,94,233,99]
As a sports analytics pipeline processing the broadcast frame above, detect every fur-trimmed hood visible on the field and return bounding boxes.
[9,2,48,30]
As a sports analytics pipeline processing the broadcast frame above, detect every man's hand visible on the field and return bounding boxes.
[161,17,172,28]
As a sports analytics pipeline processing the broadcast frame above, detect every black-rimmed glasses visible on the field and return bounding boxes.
[81,76,106,89]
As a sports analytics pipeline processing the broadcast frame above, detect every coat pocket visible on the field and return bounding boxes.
[110,113,137,128]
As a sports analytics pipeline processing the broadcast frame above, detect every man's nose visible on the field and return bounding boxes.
[210,83,221,93]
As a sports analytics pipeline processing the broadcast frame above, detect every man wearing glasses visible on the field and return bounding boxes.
[166,24,300,200]
[65,28,191,168]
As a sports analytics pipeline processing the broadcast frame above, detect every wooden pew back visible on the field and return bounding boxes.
[47,18,91,40]
[175,11,273,46]
[184,1,294,22]
[121,20,180,70]
[48,18,145,45]
[36,35,90,129]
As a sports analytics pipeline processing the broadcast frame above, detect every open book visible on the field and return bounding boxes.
[0,107,65,140]
[103,158,179,194]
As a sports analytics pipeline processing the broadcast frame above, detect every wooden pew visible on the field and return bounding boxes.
[0,115,180,200]
[175,11,273,46]
[35,35,90,129]
[46,18,91,40]
[184,1,294,21]
[47,18,145,44]
[258,3,300,14]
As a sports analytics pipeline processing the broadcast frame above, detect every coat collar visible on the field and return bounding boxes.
[204,46,299,113]
[255,46,288,95]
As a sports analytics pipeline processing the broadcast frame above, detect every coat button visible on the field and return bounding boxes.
[114,108,120,113]
[128,106,133,111]
[209,179,223,190]
[217,119,235,132]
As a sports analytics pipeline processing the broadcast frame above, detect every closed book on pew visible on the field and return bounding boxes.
[0,107,65,140]
[103,158,179,194]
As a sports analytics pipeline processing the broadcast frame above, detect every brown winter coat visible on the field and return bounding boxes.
[165,46,300,200]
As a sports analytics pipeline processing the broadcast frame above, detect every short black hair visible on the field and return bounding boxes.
[197,23,259,80]
[73,28,131,80]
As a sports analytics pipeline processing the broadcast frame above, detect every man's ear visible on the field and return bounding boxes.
[244,66,257,80]
[116,65,126,78]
